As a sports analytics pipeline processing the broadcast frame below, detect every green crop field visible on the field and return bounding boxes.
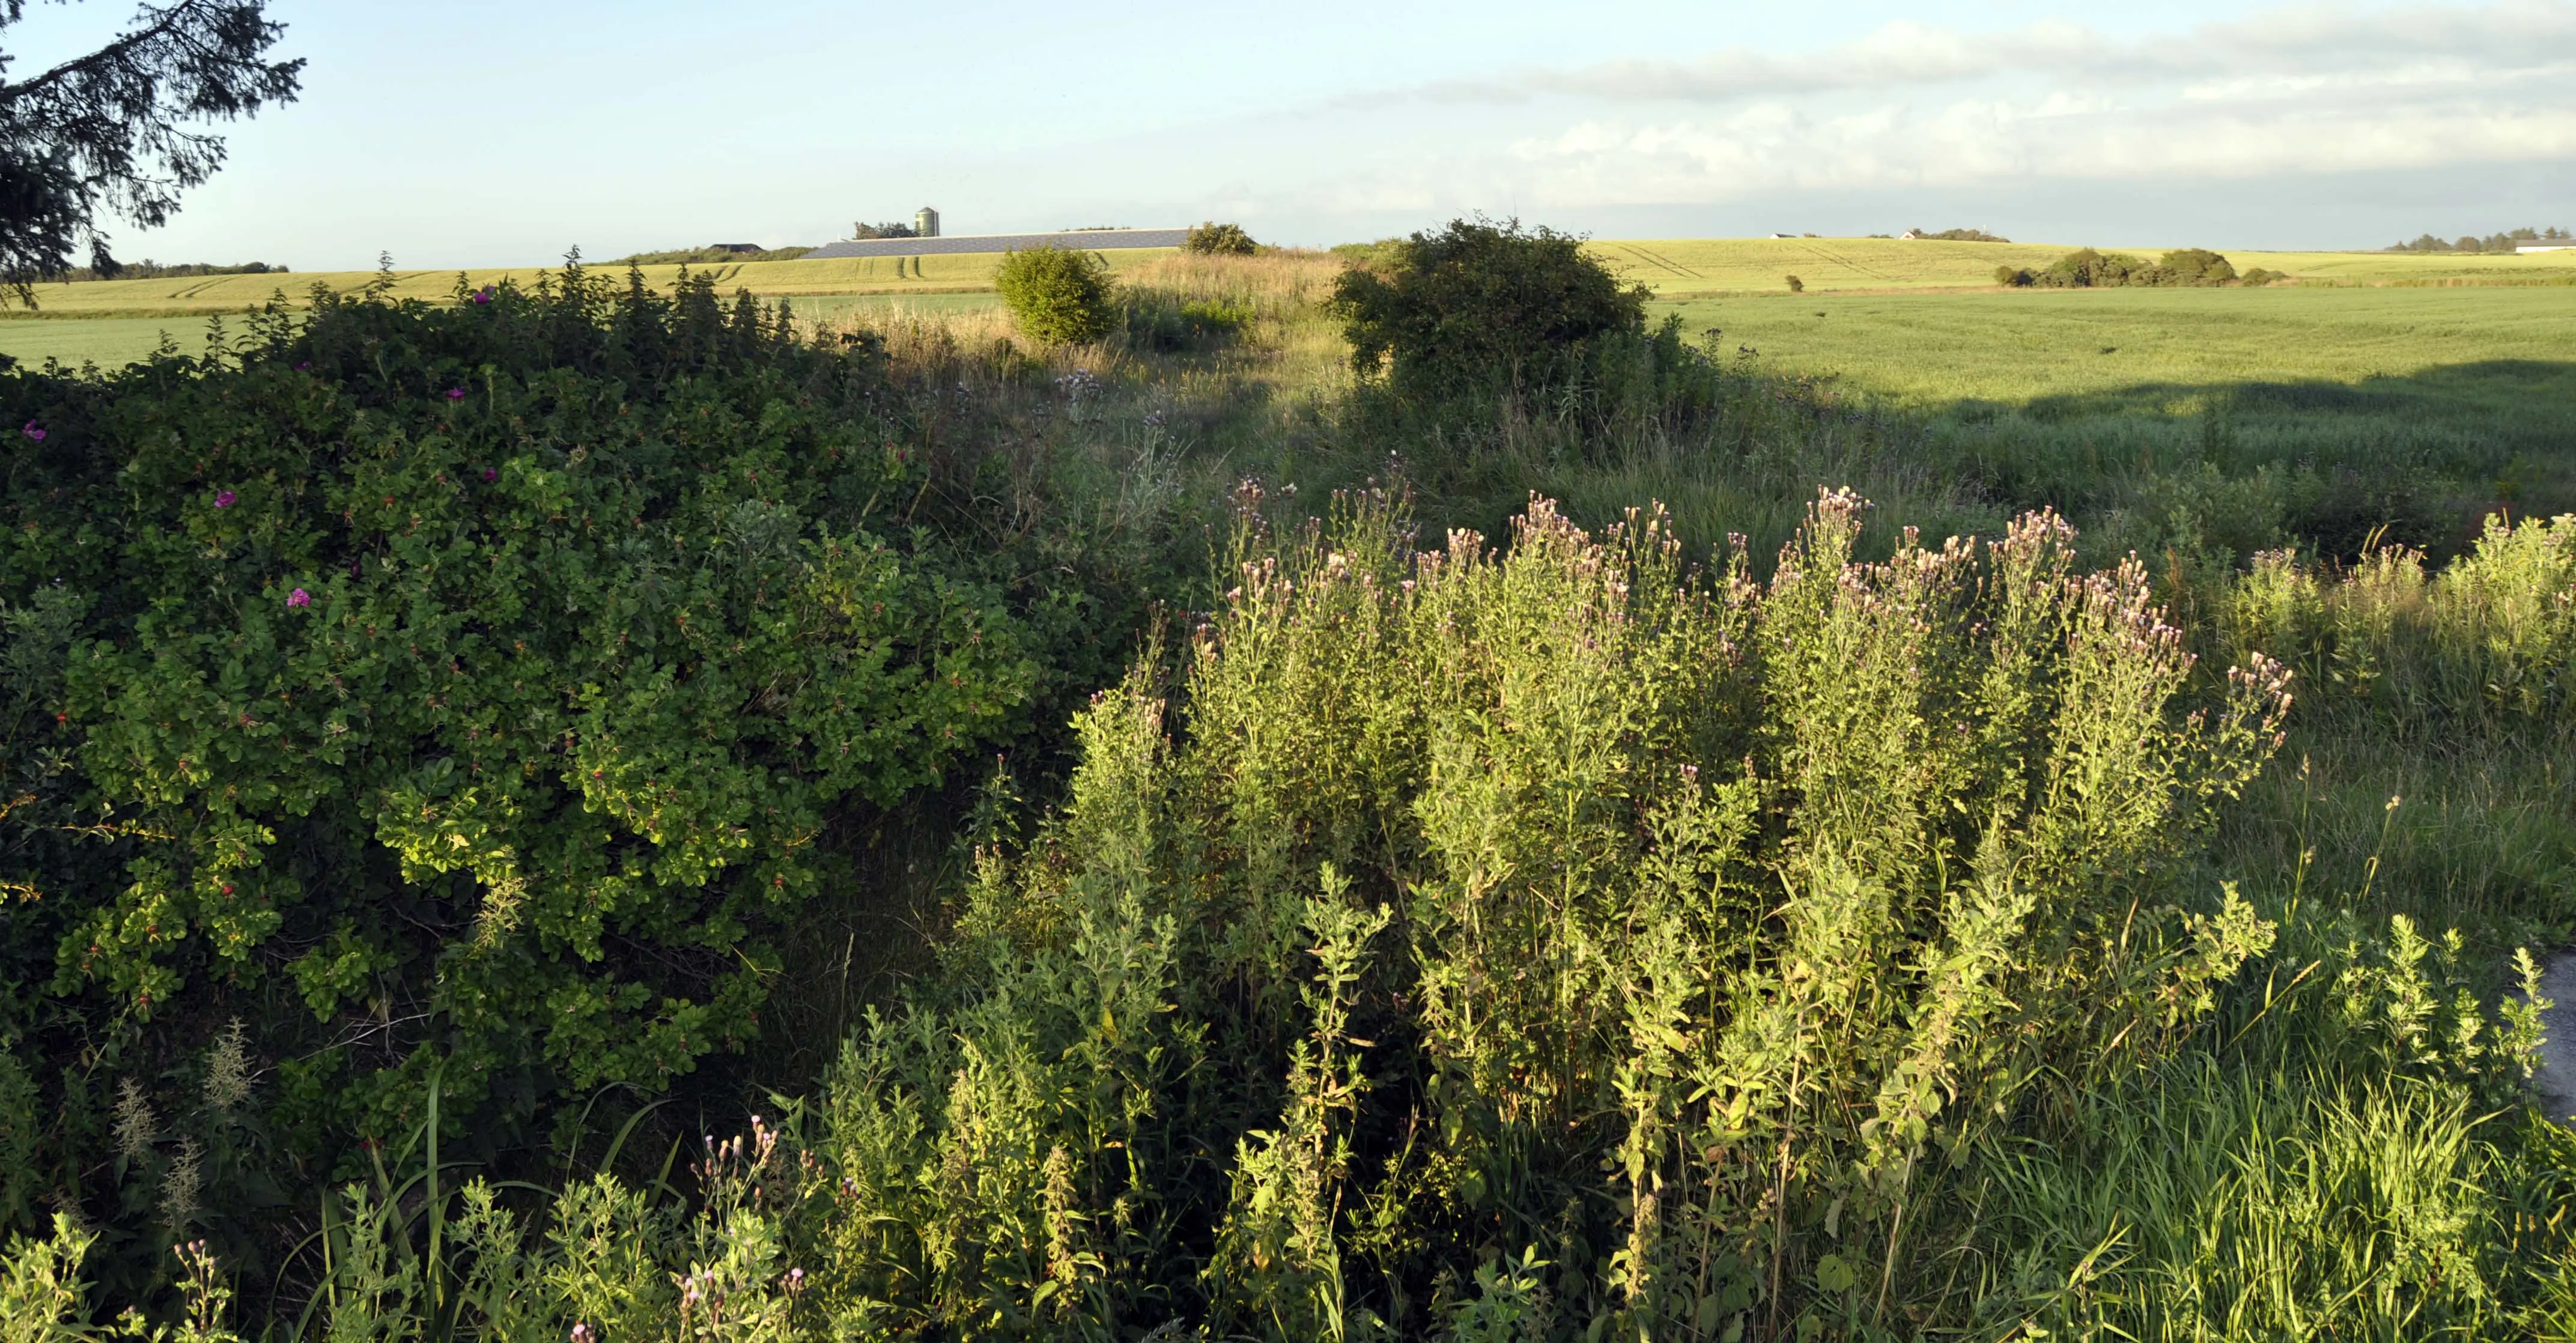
[0,314,231,368]
[1590,235,2576,295]
[1655,283,2576,412]
[7,237,2569,373]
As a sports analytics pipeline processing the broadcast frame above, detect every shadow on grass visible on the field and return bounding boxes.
[2003,359,2576,428]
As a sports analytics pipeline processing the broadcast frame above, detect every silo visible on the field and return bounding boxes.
[916,206,941,238]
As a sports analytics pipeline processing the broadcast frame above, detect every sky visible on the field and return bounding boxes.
[11,0,2576,269]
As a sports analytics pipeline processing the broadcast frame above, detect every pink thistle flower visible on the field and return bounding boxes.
[470,285,495,305]
[214,491,237,508]
[21,421,43,441]
[294,361,312,371]
[483,467,497,482]
[287,588,311,608]
[445,387,466,401]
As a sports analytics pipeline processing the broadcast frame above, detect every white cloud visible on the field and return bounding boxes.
[1404,2,2576,105]
[1380,2,2576,202]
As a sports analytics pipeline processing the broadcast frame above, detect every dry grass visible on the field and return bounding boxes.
[1116,248,1346,317]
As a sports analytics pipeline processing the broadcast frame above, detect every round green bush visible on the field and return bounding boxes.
[1326,217,1647,398]
[995,244,1114,347]
[1183,221,1257,256]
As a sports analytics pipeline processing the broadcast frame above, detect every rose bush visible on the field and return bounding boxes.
[0,262,1102,1290]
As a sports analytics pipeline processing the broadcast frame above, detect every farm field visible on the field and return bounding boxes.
[17,235,2570,324]
[1591,235,2576,294]
[0,314,225,368]
[10,237,2571,371]
[0,246,1179,317]
[14,243,2575,387]
[1656,283,2576,411]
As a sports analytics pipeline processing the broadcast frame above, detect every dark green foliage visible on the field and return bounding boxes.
[1182,221,1257,256]
[2390,226,2569,252]
[0,261,1148,1302]
[2025,247,2254,288]
[1328,217,1648,399]
[0,2,303,300]
[1911,226,2010,241]
[2032,247,2148,288]
[995,244,1114,347]
[2153,247,2239,285]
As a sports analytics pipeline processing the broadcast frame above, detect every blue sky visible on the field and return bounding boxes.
[14,0,2576,268]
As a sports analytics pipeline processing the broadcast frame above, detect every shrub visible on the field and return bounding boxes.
[797,488,2302,1335]
[1995,264,2034,286]
[2239,265,2285,285]
[1785,273,1804,293]
[2223,515,2576,732]
[2153,247,2238,286]
[1182,221,1257,256]
[2032,247,2149,288]
[0,262,1110,1302]
[1328,217,1648,398]
[995,244,1115,346]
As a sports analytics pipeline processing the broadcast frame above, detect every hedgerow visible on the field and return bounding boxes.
[0,261,1129,1298]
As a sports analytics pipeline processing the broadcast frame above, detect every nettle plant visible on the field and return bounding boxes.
[0,264,1048,1279]
[805,487,2295,1339]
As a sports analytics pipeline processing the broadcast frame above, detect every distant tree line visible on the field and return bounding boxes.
[2387,226,2569,253]
[851,221,917,240]
[50,259,287,282]
[613,244,814,264]
[1912,226,2010,242]
[1995,247,2283,289]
